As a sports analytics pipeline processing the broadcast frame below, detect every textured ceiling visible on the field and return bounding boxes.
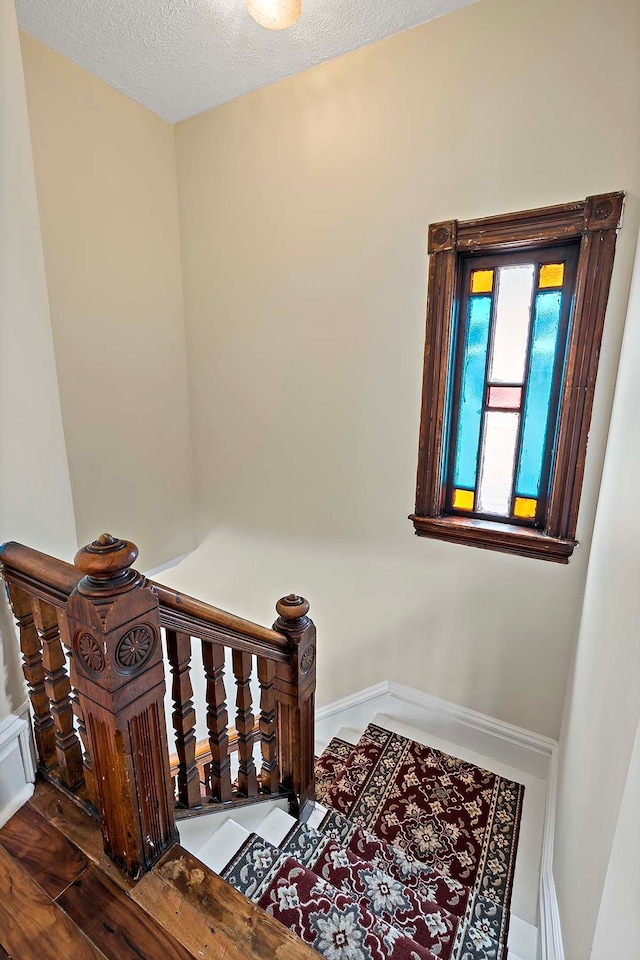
[16,0,475,123]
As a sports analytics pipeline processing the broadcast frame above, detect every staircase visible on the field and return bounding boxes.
[0,534,526,960]
[185,723,524,960]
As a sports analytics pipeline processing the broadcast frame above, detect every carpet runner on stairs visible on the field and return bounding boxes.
[222,833,438,959]
[215,723,524,960]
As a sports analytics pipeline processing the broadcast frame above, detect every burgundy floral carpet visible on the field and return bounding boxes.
[221,724,524,960]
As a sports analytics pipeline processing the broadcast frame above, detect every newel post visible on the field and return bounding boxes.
[274,594,316,817]
[65,534,177,877]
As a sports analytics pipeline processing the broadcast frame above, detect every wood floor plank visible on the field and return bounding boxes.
[0,943,10,958]
[0,803,88,898]
[154,846,321,960]
[57,864,194,960]
[28,780,134,891]
[0,845,105,960]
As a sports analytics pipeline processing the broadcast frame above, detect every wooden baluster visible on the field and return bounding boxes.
[232,650,258,797]
[6,583,56,771]
[31,597,84,789]
[274,595,316,817]
[66,534,177,878]
[201,642,233,803]
[70,687,98,806]
[165,629,201,808]
[257,656,280,794]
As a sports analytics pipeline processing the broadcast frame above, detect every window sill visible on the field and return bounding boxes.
[409,514,577,563]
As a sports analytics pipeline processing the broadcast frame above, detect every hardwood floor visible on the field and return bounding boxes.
[0,780,320,960]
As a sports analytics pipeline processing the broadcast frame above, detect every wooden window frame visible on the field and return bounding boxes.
[410,192,624,563]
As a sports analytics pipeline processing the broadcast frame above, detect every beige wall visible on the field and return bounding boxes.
[174,0,640,738]
[0,0,77,719]
[555,232,640,959]
[591,716,640,960]
[20,33,196,572]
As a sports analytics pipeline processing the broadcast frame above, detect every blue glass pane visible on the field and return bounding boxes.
[516,291,562,498]
[454,296,491,489]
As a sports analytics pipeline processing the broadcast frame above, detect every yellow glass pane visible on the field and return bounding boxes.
[453,488,474,511]
[514,496,537,519]
[539,263,565,288]
[471,270,494,294]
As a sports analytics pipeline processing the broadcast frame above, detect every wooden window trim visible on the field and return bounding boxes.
[410,192,624,563]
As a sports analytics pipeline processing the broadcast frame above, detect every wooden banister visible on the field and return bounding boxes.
[0,544,290,658]
[152,581,290,659]
[0,533,317,876]
[0,542,80,607]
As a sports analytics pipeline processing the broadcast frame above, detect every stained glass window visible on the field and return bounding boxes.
[448,249,576,525]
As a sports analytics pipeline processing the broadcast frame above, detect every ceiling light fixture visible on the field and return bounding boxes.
[245,0,301,30]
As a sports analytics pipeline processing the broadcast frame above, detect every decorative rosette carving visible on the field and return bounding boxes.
[75,632,105,675]
[300,644,316,676]
[593,199,614,221]
[115,626,156,673]
[433,226,450,246]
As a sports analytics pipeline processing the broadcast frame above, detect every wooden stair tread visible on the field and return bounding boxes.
[151,845,322,959]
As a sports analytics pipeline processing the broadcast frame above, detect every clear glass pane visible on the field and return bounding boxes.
[477,411,519,516]
[453,295,492,489]
[516,291,563,498]
[489,265,535,384]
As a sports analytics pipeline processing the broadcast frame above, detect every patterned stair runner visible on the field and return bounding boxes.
[279,818,461,956]
[319,724,524,960]
[315,737,354,804]
[221,833,437,959]
[218,724,524,960]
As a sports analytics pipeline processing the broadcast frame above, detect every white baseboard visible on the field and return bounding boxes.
[0,702,36,828]
[318,680,554,777]
[315,680,564,960]
[539,746,564,960]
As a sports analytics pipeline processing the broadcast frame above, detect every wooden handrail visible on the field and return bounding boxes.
[0,541,80,607]
[152,581,291,660]
[0,543,291,660]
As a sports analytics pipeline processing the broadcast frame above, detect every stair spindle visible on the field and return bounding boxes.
[166,630,201,808]
[232,650,258,797]
[31,597,84,789]
[201,641,233,803]
[257,656,280,794]
[6,583,57,771]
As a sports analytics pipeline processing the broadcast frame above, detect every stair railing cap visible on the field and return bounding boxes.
[74,533,141,595]
[275,593,310,621]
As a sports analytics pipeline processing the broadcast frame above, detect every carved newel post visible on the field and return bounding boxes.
[274,594,316,817]
[65,534,177,877]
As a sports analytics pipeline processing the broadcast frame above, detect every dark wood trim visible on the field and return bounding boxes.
[412,192,624,561]
[410,515,576,563]
[415,236,459,517]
